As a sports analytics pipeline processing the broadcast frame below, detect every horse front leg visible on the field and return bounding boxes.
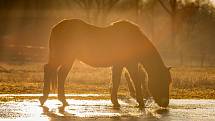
[58,64,72,106]
[124,71,136,98]
[138,67,150,100]
[39,63,59,106]
[126,64,144,108]
[110,66,123,107]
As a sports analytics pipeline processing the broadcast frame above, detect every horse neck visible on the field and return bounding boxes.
[141,45,166,78]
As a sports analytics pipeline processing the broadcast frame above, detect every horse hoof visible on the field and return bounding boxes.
[111,100,120,107]
[60,99,69,106]
[112,103,120,108]
[39,96,47,106]
[130,93,136,98]
[63,101,69,106]
[138,103,145,109]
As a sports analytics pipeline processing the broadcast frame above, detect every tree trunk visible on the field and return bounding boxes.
[200,53,206,67]
[150,4,155,41]
[179,49,184,66]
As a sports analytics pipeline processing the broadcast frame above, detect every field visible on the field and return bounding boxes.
[0,61,215,100]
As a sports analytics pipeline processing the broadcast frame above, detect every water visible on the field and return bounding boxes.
[0,94,215,121]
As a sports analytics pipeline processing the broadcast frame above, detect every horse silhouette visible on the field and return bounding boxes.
[39,19,172,107]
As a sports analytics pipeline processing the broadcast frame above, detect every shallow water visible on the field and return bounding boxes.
[0,94,215,121]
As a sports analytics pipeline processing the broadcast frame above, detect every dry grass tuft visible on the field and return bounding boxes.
[171,67,215,89]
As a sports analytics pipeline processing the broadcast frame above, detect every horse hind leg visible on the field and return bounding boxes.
[39,62,59,106]
[57,63,72,106]
[110,66,123,107]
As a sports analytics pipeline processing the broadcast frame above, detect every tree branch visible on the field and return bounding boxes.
[158,0,173,16]
[107,0,119,11]
[74,0,85,9]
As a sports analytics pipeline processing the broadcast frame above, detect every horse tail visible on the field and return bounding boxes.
[45,27,61,91]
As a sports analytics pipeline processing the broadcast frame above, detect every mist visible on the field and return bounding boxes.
[0,0,215,67]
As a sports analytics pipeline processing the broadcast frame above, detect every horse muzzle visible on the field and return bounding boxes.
[157,98,169,108]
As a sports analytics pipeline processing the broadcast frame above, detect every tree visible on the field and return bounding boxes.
[94,0,119,25]
[157,0,178,46]
[74,0,119,25]
[73,0,94,22]
[176,1,215,66]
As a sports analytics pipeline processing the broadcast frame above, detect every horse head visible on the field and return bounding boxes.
[148,67,172,107]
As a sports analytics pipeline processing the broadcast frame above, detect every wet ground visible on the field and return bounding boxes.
[0,94,215,121]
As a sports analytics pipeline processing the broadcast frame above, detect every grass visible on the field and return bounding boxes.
[171,67,215,99]
[0,61,215,99]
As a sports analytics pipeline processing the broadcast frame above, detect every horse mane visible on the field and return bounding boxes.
[54,19,140,30]
[141,42,167,78]
[110,19,139,27]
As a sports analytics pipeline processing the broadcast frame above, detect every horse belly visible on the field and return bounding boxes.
[76,47,141,67]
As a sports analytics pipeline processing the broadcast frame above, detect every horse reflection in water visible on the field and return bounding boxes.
[39,19,172,108]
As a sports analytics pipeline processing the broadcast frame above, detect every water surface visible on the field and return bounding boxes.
[0,94,215,121]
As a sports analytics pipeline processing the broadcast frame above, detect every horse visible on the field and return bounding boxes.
[39,19,172,107]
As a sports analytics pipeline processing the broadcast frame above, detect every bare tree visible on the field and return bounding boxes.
[73,0,94,22]
[175,1,214,66]
[94,0,119,25]
[157,0,177,46]
[74,0,119,25]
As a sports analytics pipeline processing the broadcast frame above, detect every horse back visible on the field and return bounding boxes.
[49,19,153,66]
